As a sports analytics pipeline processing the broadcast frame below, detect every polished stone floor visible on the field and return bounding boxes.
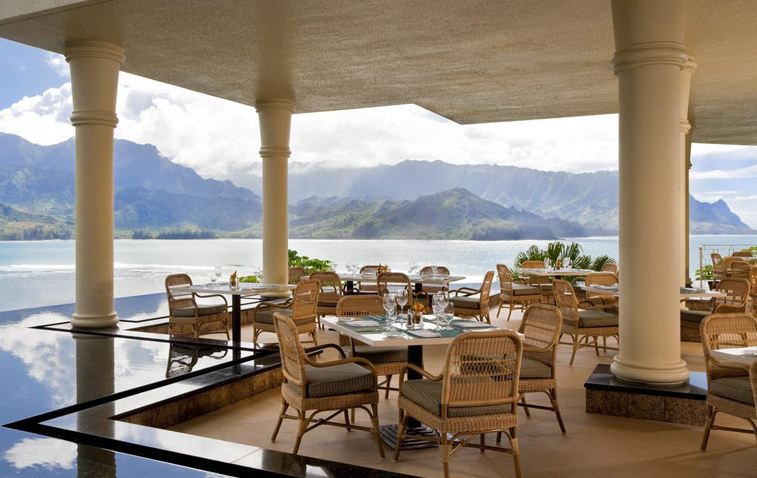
[177,309,757,478]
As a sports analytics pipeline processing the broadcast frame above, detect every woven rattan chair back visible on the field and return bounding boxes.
[711,253,723,265]
[273,312,307,390]
[586,272,619,287]
[701,313,757,378]
[522,260,545,269]
[420,265,451,276]
[730,261,751,280]
[336,295,385,317]
[601,263,619,274]
[310,271,343,295]
[519,304,562,367]
[377,272,413,303]
[291,279,320,325]
[716,278,751,310]
[496,264,515,291]
[732,251,754,258]
[553,279,579,324]
[441,330,522,418]
[360,265,380,275]
[288,267,306,285]
[165,273,196,311]
[479,270,495,309]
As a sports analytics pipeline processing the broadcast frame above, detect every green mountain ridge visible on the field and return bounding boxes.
[0,132,752,240]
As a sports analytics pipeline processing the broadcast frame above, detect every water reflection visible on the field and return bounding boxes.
[166,344,228,378]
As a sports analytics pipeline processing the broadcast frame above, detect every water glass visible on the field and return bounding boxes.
[395,289,408,317]
[213,265,222,283]
[441,303,454,330]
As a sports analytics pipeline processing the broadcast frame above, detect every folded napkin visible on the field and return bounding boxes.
[405,329,442,338]
[680,287,705,294]
[342,320,381,328]
[593,284,619,290]
[451,320,493,329]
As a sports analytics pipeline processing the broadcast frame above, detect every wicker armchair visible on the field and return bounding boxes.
[356,265,380,294]
[420,265,451,294]
[288,267,306,285]
[270,313,384,457]
[601,263,619,274]
[450,270,497,323]
[165,273,229,339]
[733,251,754,259]
[582,272,619,312]
[496,264,541,321]
[712,253,726,282]
[394,329,523,478]
[700,313,757,450]
[730,261,751,280]
[310,271,343,327]
[553,279,618,365]
[681,278,752,334]
[377,272,417,307]
[251,279,319,345]
[515,303,566,433]
[522,260,553,303]
[336,295,408,399]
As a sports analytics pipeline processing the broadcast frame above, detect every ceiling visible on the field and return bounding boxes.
[1,0,755,145]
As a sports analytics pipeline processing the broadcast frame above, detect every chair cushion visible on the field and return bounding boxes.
[710,377,755,405]
[575,310,618,328]
[520,357,552,379]
[510,284,541,296]
[253,307,291,325]
[451,296,481,310]
[680,309,710,323]
[401,379,512,417]
[353,345,407,364]
[304,363,374,398]
[173,304,226,317]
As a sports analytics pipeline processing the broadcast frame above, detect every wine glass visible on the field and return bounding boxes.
[383,293,397,332]
[395,289,408,319]
[408,264,419,277]
[213,265,222,284]
[442,302,454,330]
[430,265,439,277]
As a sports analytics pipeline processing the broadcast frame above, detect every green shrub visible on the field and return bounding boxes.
[695,265,714,281]
[514,241,616,273]
[288,249,333,275]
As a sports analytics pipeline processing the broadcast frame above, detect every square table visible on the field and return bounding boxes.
[322,314,520,449]
[186,283,296,344]
[316,273,466,295]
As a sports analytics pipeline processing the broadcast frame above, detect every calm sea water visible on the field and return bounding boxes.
[0,235,755,312]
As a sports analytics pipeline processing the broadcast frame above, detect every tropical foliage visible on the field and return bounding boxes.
[514,241,615,272]
[288,249,333,275]
[694,264,713,281]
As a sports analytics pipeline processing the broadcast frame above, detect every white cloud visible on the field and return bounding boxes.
[4,438,76,470]
[690,164,757,180]
[45,52,69,79]
[0,83,73,145]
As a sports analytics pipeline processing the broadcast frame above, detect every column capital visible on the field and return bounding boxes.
[255,98,295,113]
[65,40,125,65]
[679,119,691,135]
[612,41,688,74]
[683,56,697,74]
[259,146,291,159]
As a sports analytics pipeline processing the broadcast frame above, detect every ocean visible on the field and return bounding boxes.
[0,235,755,312]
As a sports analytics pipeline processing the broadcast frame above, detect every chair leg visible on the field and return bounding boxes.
[507,300,514,321]
[439,429,450,478]
[394,411,408,461]
[370,403,385,458]
[550,389,567,434]
[385,375,392,399]
[271,399,289,441]
[292,409,308,455]
[510,426,522,478]
[569,334,579,365]
[344,409,352,432]
[496,431,502,444]
[480,433,486,454]
[520,394,531,418]
[497,298,504,318]
[701,404,716,451]
[602,335,607,352]
[593,336,600,356]
[310,330,318,345]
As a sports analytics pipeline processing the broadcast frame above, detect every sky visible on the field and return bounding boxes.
[0,38,756,227]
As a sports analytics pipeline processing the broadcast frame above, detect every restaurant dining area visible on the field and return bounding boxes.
[2,0,757,477]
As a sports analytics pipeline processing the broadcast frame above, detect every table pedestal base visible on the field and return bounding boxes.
[380,424,437,450]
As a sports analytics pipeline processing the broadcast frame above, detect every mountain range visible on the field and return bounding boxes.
[0,132,752,240]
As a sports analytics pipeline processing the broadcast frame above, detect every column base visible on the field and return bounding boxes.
[611,355,689,386]
[71,312,119,329]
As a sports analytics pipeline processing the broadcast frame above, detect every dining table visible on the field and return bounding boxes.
[582,284,727,300]
[518,267,596,278]
[319,272,467,295]
[322,314,520,450]
[186,282,296,345]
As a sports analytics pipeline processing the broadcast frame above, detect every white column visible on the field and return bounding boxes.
[610,0,690,385]
[680,58,696,286]
[256,99,294,288]
[66,41,124,329]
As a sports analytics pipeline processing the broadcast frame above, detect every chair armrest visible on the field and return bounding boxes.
[306,356,378,375]
[303,343,347,359]
[522,345,554,353]
[708,355,750,373]
[193,293,229,306]
[452,287,479,297]
[397,363,442,391]
[256,299,293,310]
